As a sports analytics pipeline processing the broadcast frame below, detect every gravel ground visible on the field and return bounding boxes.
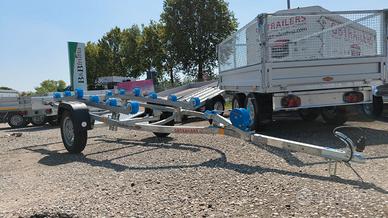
[0,110,388,217]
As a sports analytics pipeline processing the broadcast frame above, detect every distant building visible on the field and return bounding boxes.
[96,76,136,89]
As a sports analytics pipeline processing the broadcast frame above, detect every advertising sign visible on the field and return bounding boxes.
[68,42,87,90]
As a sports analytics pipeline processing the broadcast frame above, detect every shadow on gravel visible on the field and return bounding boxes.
[0,124,58,133]
[25,136,388,195]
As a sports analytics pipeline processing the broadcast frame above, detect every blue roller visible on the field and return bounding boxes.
[105,90,113,98]
[230,108,251,131]
[119,89,126,96]
[126,101,140,114]
[105,98,118,107]
[89,95,100,104]
[53,92,61,99]
[148,92,158,99]
[133,88,141,97]
[190,97,201,108]
[64,91,72,97]
[168,95,178,102]
[75,89,84,99]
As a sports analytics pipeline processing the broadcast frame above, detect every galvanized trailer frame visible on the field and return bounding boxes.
[56,88,366,176]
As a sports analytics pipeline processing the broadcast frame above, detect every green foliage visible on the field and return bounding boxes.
[35,80,67,95]
[84,0,237,89]
[161,0,237,81]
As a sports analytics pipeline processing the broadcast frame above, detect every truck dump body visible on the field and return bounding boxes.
[218,7,387,94]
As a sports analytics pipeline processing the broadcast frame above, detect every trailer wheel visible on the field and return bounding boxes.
[244,94,272,131]
[152,112,174,138]
[205,95,225,114]
[8,114,27,128]
[31,115,47,126]
[60,111,87,153]
[321,106,347,125]
[299,109,320,122]
[362,96,383,118]
[232,93,246,109]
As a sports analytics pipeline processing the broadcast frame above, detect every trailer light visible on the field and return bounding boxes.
[281,95,301,108]
[343,91,363,103]
[45,109,52,114]
[19,111,28,116]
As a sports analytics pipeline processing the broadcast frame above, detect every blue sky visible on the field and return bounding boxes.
[0,0,387,91]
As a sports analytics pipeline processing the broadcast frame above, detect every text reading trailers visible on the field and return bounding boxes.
[218,6,387,130]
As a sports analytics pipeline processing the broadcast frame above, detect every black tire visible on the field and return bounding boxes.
[362,96,383,118]
[232,93,246,109]
[7,114,27,128]
[244,93,272,131]
[205,95,225,114]
[31,115,47,126]
[152,112,174,138]
[299,109,320,121]
[321,106,347,125]
[60,110,87,153]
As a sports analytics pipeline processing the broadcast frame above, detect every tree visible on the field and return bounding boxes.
[85,42,102,89]
[138,21,167,83]
[35,80,67,95]
[161,0,237,81]
[97,27,127,77]
[121,25,144,78]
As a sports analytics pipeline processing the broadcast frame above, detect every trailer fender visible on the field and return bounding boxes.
[58,102,93,131]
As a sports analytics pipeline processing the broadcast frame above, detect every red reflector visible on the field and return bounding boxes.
[281,95,301,108]
[18,111,28,115]
[343,92,364,103]
[45,109,53,114]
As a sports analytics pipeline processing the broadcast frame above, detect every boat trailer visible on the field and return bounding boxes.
[53,88,366,176]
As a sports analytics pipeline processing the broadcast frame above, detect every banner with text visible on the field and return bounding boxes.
[68,42,87,90]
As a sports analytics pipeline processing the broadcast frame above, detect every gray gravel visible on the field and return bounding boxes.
[0,113,388,217]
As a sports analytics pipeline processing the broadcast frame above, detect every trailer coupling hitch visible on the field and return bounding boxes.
[333,126,367,163]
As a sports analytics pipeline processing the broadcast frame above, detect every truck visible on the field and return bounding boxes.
[217,6,388,130]
[0,90,57,128]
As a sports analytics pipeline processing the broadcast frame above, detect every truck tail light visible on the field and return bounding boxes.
[343,91,363,103]
[281,95,301,108]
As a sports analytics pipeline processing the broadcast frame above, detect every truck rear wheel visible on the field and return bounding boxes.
[299,109,320,121]
[362,96,383,118]
[232,93,246,109]
[205,95,225,114]
[8,114,27,128]
[31,115,47,126]
[244,93,272,131]
[60,111,87,153]
[321,106,347,125]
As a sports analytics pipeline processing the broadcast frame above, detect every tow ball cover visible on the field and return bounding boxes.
[230,108,251,131]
